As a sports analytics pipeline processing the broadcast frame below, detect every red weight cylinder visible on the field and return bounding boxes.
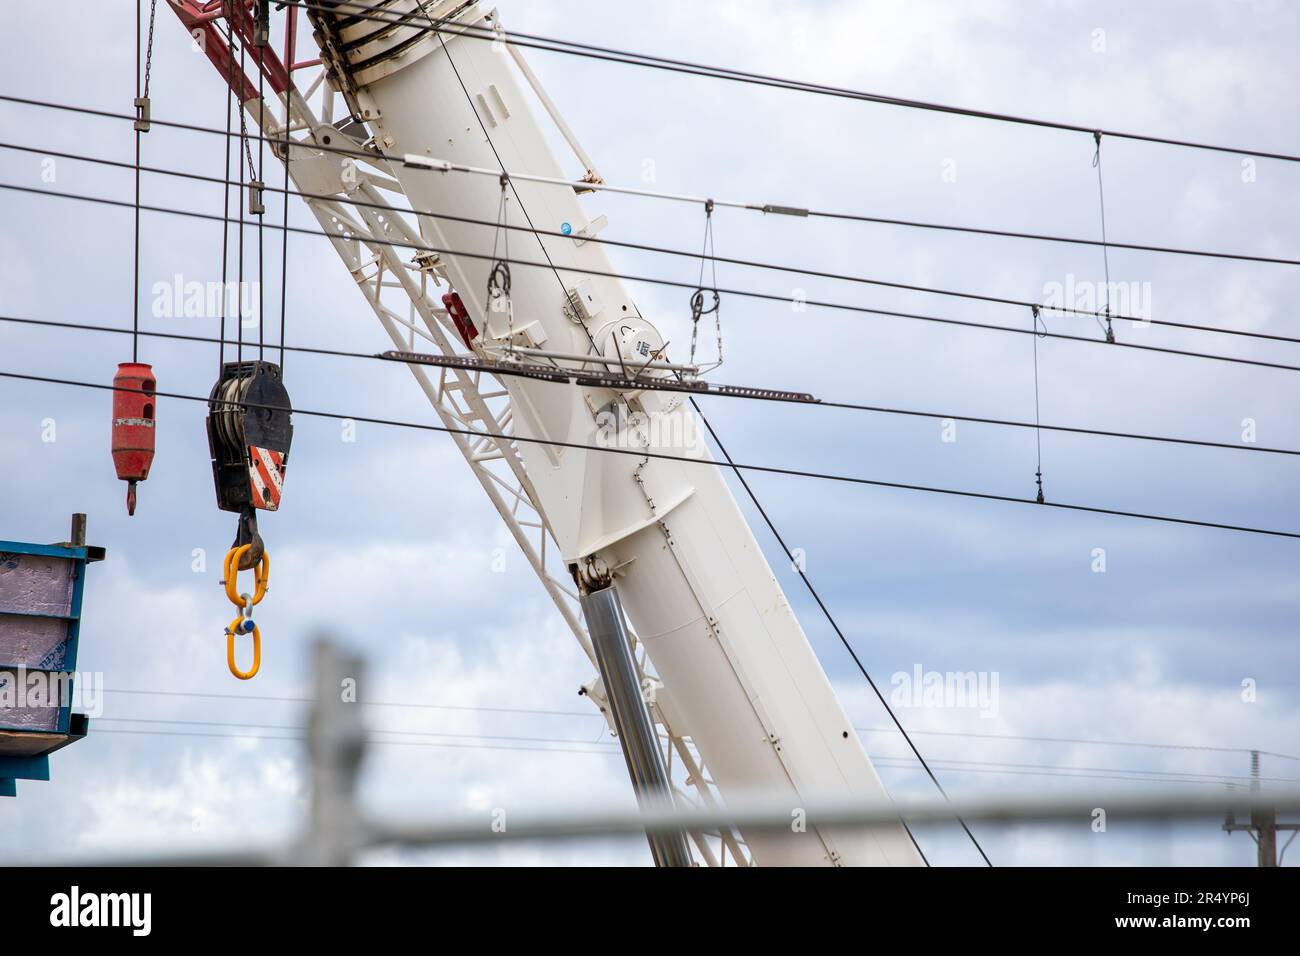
[112,362,156,515]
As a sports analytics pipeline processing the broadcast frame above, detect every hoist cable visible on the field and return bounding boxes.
[11,180,1300,378]
[7,312,1298,460]
[279,27,292,369]
[130,0,158,362]
[257,20,266,361]
[237,29,247,364]
[131,0,140,362]
[4,368,1300,542]
[218,25,234,372]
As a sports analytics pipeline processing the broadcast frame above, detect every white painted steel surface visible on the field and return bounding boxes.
[323,1,921,865]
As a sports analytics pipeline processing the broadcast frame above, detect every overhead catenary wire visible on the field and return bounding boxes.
[854,726,1300,764]
[285,0,1300,165]
[5,99,1300,343]
[10,177,1300,378]
[85,722,1300,788]
[5,369,1295,584]
[46,89,1300,271]
[9,312,1300,462]
[97,684,1300,763]
[400,152,1300,271]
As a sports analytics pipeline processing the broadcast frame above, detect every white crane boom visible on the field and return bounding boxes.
[168,0,922,865]
[305,0,921,867]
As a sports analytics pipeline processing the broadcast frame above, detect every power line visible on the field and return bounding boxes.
[855,726,1300,764]
[8,96,1296,275]
[97,715,618,748]
[8,313,1297,461]
[286,0,1300,164]
[9,178,1300,377]
[104,686,1300,764]
[92,726,617,756]
[405,152,1300,283]
[4,101,1298,346]
[98,686,1300,764]
[5,368,1299,541]
[103,686,595,717]
[88,721,1299,787]
[10,138,1296,349]
[871,758,1288,789]
[100,686,1300,763]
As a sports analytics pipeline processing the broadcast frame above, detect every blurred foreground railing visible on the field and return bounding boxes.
[14,641,1300,867]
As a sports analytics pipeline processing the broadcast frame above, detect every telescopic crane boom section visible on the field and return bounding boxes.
[167,0,922,866]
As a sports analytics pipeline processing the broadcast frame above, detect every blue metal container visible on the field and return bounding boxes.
[0,515,103,796]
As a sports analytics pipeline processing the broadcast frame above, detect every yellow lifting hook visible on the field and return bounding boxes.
[222,544,269,680]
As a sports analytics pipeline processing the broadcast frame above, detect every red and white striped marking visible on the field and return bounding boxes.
[247,445,286,511]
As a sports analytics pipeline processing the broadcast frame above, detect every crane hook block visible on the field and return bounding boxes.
[206,361,293,513]
[111,362,156,516]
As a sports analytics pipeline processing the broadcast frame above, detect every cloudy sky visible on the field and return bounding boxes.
[2,0,1298,866]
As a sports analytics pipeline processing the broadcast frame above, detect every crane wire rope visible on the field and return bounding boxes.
[257,13,266,360]
[130,0,155,362]
[278,19,293,369]
[218,23,236,371]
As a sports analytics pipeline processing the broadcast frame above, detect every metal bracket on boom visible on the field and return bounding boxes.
[380,350,820,405]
